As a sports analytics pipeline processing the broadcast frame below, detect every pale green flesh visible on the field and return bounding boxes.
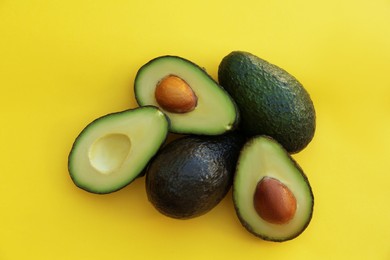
[69,107,169,193]
[233,136,313,241]
[135,56,237,135]
[89,134,131,174]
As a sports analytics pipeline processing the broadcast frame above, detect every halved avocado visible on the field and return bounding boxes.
[134,55,239,135]
[233,136,314,242]
[68,106,169,194]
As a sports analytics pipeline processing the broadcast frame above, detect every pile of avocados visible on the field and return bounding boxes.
[68,51,316,242]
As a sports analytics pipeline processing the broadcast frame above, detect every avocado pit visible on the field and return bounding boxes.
[253,177,297,224]
[155,75,197,113]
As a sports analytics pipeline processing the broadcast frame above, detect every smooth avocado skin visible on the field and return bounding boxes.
[218,51,316,153]
[135,55,240,135]
[145,132,246,219]
[233,135,314,242]
[68,106,169,194]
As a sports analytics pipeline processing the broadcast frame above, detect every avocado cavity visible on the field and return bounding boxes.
[89,134,132,175]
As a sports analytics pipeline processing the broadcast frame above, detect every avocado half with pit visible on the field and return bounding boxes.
[134,55,239,135]
[68,106,169,194]
[233,136,314,242]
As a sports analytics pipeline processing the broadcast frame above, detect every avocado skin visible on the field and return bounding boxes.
[145,132,246,219]
[218,51,316,153]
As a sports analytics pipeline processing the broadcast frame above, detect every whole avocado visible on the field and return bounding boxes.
[218,51,316,153]
[145,132,245,219]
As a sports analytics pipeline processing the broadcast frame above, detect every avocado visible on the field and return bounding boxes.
[135,55,239,135]
[218,51,316,153]
[145,133,245,219]
[233,136,314,242]
[68,106,169,194]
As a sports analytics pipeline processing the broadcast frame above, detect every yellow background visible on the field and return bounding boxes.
[1,0,389,259]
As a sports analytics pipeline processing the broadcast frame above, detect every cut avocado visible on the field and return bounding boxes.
[145,133,245,219]
[68,106,169,194]
[218,51,316,153]
[233,136,314,242]
[135,55,239,135]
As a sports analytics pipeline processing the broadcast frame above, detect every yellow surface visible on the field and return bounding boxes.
[1,0,389,259]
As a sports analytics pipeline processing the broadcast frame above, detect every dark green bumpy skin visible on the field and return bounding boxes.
[218,51,316,153]
[145,132,246,219]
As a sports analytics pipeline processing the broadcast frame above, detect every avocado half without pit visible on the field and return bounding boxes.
[233,136,314,242]
[134,55,239,135]
[68,106,169,194]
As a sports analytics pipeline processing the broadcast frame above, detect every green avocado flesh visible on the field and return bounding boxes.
[218,51,316,153]
[68,106,169,194]
[145,133,245,219]
[135,55,239,135]
[233,136,314,242]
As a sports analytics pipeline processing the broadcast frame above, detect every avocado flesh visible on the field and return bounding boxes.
[68,106,169,194]
[135,55,239,135]
[233,136,314,242]
[145,133,245,219]
[218,51,316,153]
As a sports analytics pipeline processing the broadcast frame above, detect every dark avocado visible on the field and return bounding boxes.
[68,106,169,194]
[134,55,240,135]
[145,132,246,219]
[218,51,316,153]
[233,136,314,242]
